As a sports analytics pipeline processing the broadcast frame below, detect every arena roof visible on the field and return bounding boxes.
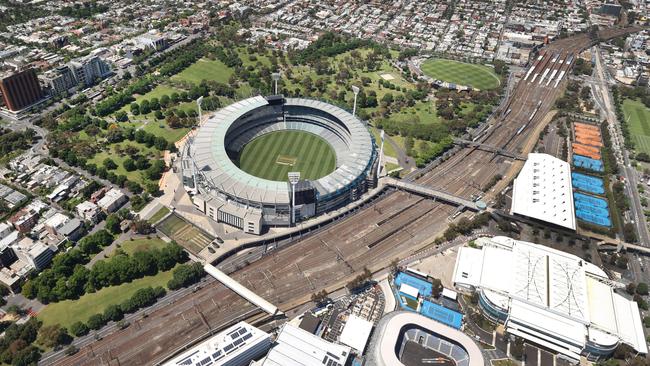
[190,96,374,205]
[511,153,576,230]
[453,236,648,357]
[368,311,484,366]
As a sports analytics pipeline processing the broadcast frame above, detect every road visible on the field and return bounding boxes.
[590,45,650,246]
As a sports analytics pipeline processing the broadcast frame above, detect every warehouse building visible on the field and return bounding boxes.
[453,236,647,360]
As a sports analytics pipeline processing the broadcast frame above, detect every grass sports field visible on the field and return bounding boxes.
[623,98,650,155]
[157,214,213,254]
[171,58,233,84]
[237,131,336,181]
[420,58,500,90]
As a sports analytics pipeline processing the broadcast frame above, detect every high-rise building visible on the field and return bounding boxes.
[0,69,43,111]
[42,65,77,96]
[68,55,111,88]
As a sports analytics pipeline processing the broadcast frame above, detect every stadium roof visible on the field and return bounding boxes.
[260,323,350,366]
[368,311,484,366]
[453,236,648,357]
[339,315,373,354]
[190,96,374,205]
[511,153,576,230]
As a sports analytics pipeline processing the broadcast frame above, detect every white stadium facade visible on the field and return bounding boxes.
[181,95,377,235]
[453,236,647,361]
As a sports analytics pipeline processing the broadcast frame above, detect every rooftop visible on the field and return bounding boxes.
[511,153,576,230]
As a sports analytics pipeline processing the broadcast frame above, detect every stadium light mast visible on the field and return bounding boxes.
[272,72,281,95]
[351,85,360,117]
[288,172,300,226]
[377,129,385,177]
[196,96,204,126]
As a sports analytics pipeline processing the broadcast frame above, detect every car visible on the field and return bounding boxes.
[208,247,215,254]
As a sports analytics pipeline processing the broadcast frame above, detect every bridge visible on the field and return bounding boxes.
[453,138,526,161]
[383,177,483,211]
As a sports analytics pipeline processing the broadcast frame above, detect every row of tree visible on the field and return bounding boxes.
[23,242,186,303]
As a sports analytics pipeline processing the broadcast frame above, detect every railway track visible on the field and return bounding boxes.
[50,27,642,366]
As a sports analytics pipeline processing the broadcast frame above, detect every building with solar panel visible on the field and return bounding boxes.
[182,95,378,235]
[162,321,271,366]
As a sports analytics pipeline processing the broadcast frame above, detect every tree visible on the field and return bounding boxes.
[103,158,117,170]
[627,282,637,295]
[105,214,121,234]
[637,282,649,296]
[430,277,443,298]
[154,110,164,120]
[11,345,41,366]
[131,220,154,235]
[114,111,128,122]
[87,314,105,330]
[311,290,329,305]
[123,158,136,172]
[36,325,69,348]
[167,263,205,290]
[103,304,123,322]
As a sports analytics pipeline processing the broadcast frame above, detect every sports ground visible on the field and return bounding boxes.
[420,58,500,90]
[236,130,336,181]
[623,98,650,154]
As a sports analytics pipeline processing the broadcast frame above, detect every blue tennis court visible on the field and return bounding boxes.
[573,155,604,172]
[574,192,608,208]
[395,272,433,297]
[576,209,612,227]
[420,300,463,329]
[572,172,605,195]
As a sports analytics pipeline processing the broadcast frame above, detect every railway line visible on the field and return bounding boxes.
[49,27,642,366]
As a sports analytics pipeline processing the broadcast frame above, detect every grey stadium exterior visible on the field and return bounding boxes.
[181,95,378,235]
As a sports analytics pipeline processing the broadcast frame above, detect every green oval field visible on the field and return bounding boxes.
[420,59,500,90]
[236,130,336,181]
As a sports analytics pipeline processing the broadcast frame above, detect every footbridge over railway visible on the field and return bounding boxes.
[383,177,484,211]
[453,138,527,161]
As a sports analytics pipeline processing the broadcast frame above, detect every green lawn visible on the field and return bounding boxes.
[236,131,336,181]
[171,58,233,84]
[148,206,170,224]
[391,101,440,125]
[157,214,213,255]
[118,238,168,256]
[421,58,500,90]
[142,121,190,143]
[623,98,650,154]
[37,265,177,328]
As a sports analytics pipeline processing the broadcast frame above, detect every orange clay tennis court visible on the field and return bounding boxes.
[573,143,601,160]
[574,123,603,148]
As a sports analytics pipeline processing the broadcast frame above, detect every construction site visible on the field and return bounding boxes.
[48,27,642,366]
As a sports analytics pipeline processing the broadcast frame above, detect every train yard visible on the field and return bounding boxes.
[49,28,641,366]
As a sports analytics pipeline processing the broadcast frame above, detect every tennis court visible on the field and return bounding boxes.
[420,300,463,329]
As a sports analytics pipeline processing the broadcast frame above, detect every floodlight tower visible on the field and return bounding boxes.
[288,172,300,226]
[272,72,281,95]
[196,96,204,126]
[351,85,360,117]
[377,129,385,177]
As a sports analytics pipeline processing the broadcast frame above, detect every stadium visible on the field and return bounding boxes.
[182,95,377,235]
[366,311,484,366]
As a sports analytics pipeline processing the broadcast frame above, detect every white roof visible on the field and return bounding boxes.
[511,153,576,230]
[261,324,350,366]
[399,283,419,298]
[339,315,373,354]
[442,288,458,300]
[453,236,648,355]
[163,321,270,366]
